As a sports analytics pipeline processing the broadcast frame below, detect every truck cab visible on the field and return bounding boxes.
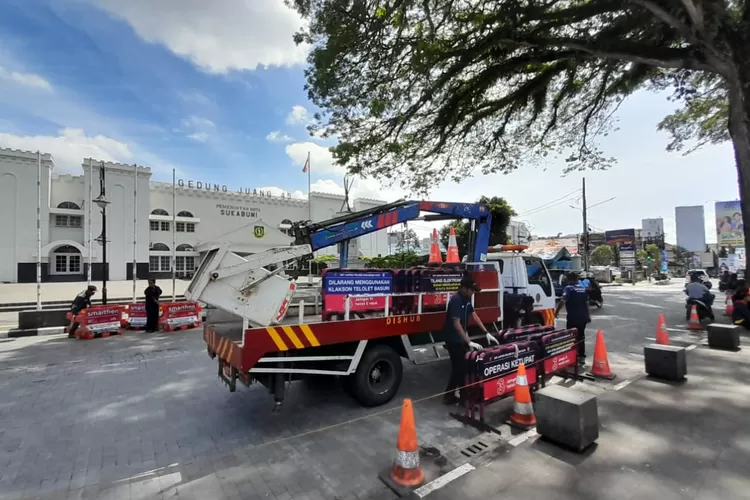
[485,245,556,326]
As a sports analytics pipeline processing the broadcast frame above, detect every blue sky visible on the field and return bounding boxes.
[0,0,740,242]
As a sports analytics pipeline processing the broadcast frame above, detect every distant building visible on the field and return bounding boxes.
[0,148,388,283]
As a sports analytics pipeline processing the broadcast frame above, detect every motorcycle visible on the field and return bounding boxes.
[685,298,714,321]
[588,286,603,308]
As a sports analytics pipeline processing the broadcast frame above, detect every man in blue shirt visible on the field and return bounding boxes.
[554,272,590,366]
[442,275,488,405]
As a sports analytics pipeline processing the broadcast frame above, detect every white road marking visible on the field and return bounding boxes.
[612,379,633,391]
[414,463,475,498]
[508,429,538,447]
[686,344,698,351]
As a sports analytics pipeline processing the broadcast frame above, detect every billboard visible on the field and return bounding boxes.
[641,218,664,239]
[675,206,706,252]
[619,243,636,268]
[715,200,744,247]
[605,229,636,244]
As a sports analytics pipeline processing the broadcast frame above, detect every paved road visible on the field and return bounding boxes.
[0,282,718,500]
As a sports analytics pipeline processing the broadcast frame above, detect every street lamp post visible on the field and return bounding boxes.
[94,162,111,304]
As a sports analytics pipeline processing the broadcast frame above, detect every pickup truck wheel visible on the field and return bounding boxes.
[349,344,403,407]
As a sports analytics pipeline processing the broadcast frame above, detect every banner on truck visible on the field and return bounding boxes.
[715,200,744,247]
[323,271,393,313]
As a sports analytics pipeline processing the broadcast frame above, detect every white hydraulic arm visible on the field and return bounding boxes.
[185,242,312,327]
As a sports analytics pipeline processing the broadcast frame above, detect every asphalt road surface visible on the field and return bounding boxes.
[0,281,710,500]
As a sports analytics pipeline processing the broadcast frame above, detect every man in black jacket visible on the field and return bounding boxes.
[144,279,163,332]
[68,285,97,338]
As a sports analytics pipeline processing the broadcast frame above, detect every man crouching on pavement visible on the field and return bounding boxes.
[442,275,489,405]
[68,285,97,338]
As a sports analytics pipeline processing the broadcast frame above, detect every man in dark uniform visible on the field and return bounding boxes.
[144,278,163,332]
[68,285,97,338]
[442,275,489,405]
[554,272,590,366]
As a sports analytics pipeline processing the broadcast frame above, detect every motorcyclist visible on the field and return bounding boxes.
[731,287,750,329]
[685,273,715,319]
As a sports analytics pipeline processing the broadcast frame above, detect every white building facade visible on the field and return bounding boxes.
[0,148,388,283]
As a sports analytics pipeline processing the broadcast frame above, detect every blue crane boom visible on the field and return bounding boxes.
[291,200,493,267]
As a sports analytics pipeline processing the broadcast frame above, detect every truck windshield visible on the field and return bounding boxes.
[524,257,552,296]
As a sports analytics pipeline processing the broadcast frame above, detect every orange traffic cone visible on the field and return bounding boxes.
[590,330,616,379]
[509,363,536,428]
[446,227,460,263]
[389,399,425,487]
[428,228,442,264]
[688,305,702,330]
[655,313,669,345]
[724,295,734,317]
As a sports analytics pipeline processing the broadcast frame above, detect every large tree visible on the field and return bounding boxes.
[291,0,750,267]
[439,195,516,253]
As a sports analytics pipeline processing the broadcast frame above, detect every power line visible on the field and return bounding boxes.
[518,189,582,217]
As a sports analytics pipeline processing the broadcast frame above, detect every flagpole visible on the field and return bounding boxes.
[132,164,138,302]
[307,151,312,221]
[87,158,92,285]
[36,151,42,311]
[172,168,176,301]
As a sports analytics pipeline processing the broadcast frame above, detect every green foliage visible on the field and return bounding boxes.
[395,228,421,252]
[312,254,338,263]
[289,0,744,196]
[363,252,429,269]
[590,245,614,266]
[439,196,516,254]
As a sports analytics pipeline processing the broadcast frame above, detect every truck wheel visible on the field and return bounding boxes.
[349,344,403,407]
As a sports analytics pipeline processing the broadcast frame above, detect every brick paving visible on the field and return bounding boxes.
[0,331,487,500]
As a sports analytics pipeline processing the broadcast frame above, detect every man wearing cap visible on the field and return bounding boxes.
[68,285,97,339]
[442,275,488,405]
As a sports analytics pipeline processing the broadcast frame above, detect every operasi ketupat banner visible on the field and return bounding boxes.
[715,200,744,247]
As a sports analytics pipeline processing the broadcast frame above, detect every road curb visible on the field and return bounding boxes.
[0,326,65,339]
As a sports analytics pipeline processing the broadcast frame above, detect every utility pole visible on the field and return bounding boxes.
[582,177,589,271]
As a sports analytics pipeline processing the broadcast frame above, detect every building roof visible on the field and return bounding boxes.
[526,237,579,260]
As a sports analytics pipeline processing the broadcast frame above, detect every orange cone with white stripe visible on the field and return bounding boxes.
[656,313,669,345]
[428,228,442,264]
[509,363,536,428]
[688,305,702,330]
[446,227,460,263]
[590,330,616,379]
[390,398,425,487]
[724,295,734,316]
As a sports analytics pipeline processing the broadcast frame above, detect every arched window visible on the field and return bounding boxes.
[176,244,194,252]
[54,245,81,254]
[150,243,170,251]
[151,208,169,216]
[177,210,194,218]
[57,201,81,210]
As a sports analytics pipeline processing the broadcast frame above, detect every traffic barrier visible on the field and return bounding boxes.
[509,363,536,428]
[589,330,616,380]
[688,305,702,331]
[656,313,669,345]
[499,323,555,343]
[67,305,123,340]
[159,302,202,332]
[121,303,148,330]
[644,344,687,381]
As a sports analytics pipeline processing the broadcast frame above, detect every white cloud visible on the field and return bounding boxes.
[285,141,342,174]
[286,105,311,125]
[311,177,400,202]
[0,128,133,173]
[186,132,209,142]
[266,130,292,142]
[0,66,52,91]
[182,116,215,129]
[87,0,308,73]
